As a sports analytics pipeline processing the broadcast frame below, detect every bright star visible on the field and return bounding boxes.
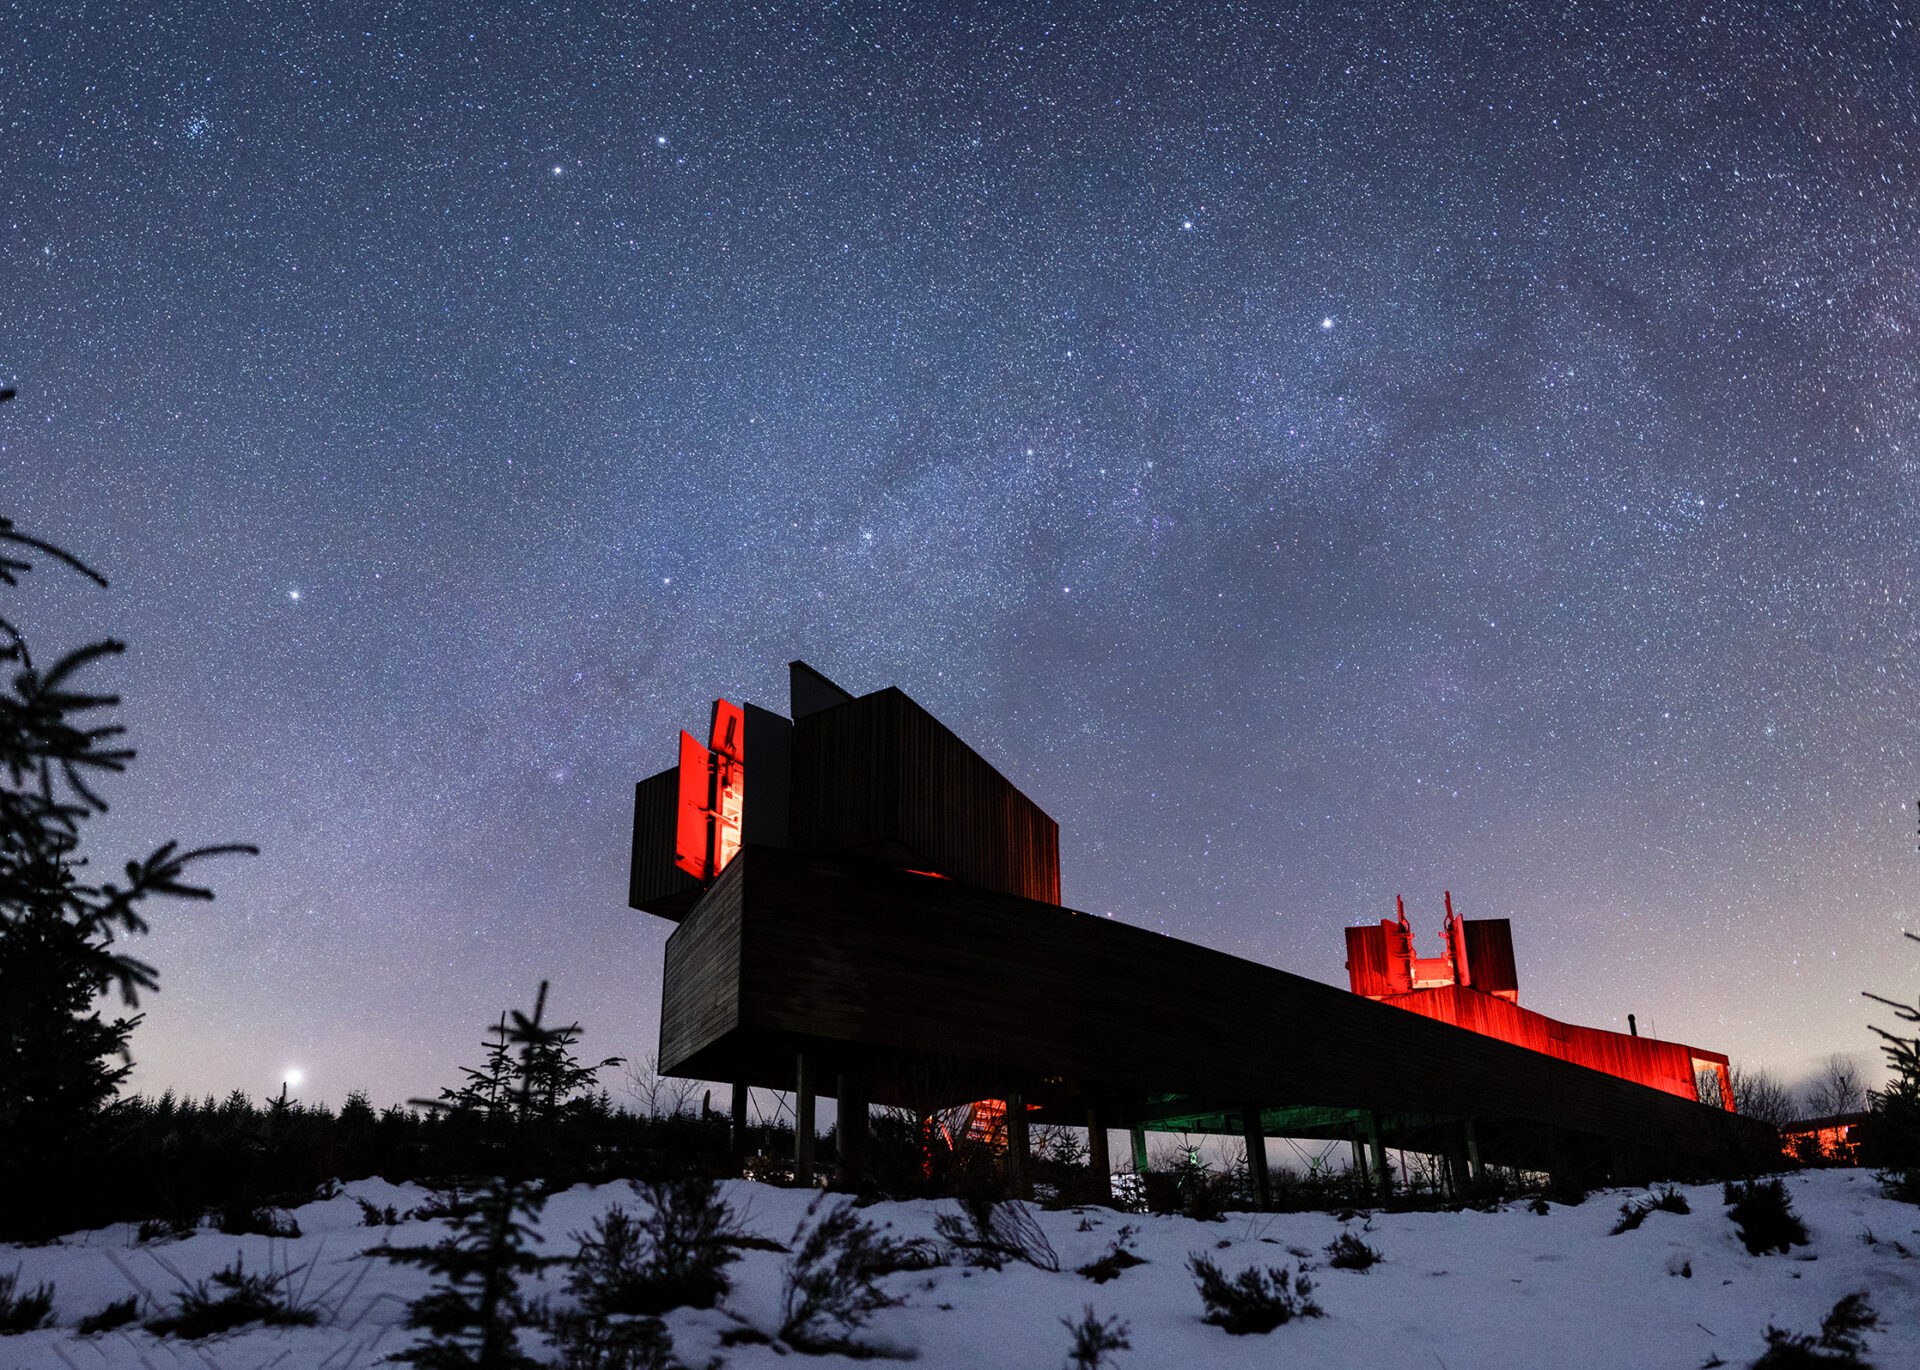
[288,589,300,601]
[656,135,668,146]
[552,165,564,175]
[1182,220,1193,230]
[1321,317,1335,330]
[284,1068,304,1088]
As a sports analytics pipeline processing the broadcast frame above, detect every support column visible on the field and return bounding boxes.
[836,1070,868,1185]
[1367,1111,1392,1199]
[1086,1108,1111,1201]
[1464,1118,1485,1185]
[1350,1125,1370,1189]
[1242,1107,1271,1210]
[1129,1124,1150,1174]
[1447,1144,1471,1201]
[794,1052,816,1187]
[730,1081,749,1165]
[1006,1091,1031,1200]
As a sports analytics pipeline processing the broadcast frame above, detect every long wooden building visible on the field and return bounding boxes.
[630,663,1773,1195]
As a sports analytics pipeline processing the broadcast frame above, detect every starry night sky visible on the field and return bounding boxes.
[3,2,1916,1110]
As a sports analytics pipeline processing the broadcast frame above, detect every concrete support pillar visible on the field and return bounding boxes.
[794,1052,816,1186]
[1086,1108,1111,1200]
[1464,1118,1485,1184]
[1006,1091,1031,1199]
[1129,1124,1150,1174]
[1242,1107,1271,1210]
[836,1071,868,1184]
[1350,1127,1370,1188]
[729,1081,750,1164]
[1367,1111,1392,1199]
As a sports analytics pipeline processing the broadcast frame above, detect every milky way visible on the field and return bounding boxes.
[3,2,1915,1108]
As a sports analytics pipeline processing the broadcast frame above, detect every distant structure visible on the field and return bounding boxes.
[1779,1111,1868,1165]
[1346,896,1735,1112]
[630,662,1771,1199]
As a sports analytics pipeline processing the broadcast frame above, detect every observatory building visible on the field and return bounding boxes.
[630,662,1769,1196]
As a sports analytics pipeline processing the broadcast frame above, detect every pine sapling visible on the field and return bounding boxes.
[1324,1230,1383,1271]
[0,1267,54,1334]
[384,982,583,1369]
[1061,1305,1130,1370]
[779,1194,909,1353]
[1076,1224,1146,1283]
[145,1254,317,1338]
[1751,1290,1877,1367]
[1188,1252,1322,1334]
[1725,1178,1809,1256]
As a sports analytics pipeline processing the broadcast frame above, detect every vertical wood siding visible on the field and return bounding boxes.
[790,688,1061,903]
[659,857,744,1068]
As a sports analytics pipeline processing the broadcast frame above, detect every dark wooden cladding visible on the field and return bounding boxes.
[658,857,744,1069]
[1462,918,1519,995]
[790,687,1060,904]
[630,768,700,918]
[658,847,1773,1165]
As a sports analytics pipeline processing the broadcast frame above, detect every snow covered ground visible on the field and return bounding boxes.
[4,1168,1918,1369]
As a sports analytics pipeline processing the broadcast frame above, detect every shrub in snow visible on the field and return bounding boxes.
[0,1266,54,1334]
[1076,1224,1147,1283]
[217,1201,301,1239]
[145,1254,318,1338]
[137,1212,199,1242]
[1750,1290,1877,1367]
[559,1178,746,1322]
[936,1195,1059,1271]
[76,1295,139,1334]
[1324,1230,1383,1271]
[1611,1185,1691,1234]
[618,1178,744,1311]
[1187,1253,1323,1334]
[778,1194,910,1354]
[549,1312,674,1370]
[1061,1305,1130,1369]
[1725,1178,1809,1256]
[548,1203,678,1370]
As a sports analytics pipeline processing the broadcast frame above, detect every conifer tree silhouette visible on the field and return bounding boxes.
[1865,931,1920,1200]
[388,982,610,1369]
[1,406,256,1237]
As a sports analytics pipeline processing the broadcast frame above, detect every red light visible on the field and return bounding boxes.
[674,699,747,882]
[675,730,712,879]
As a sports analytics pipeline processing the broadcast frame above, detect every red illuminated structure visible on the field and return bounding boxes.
[1780,1113,1867,1165]
[1347,896,1735,1112]
[629,661,1774,1199]
[676,700,746,882]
